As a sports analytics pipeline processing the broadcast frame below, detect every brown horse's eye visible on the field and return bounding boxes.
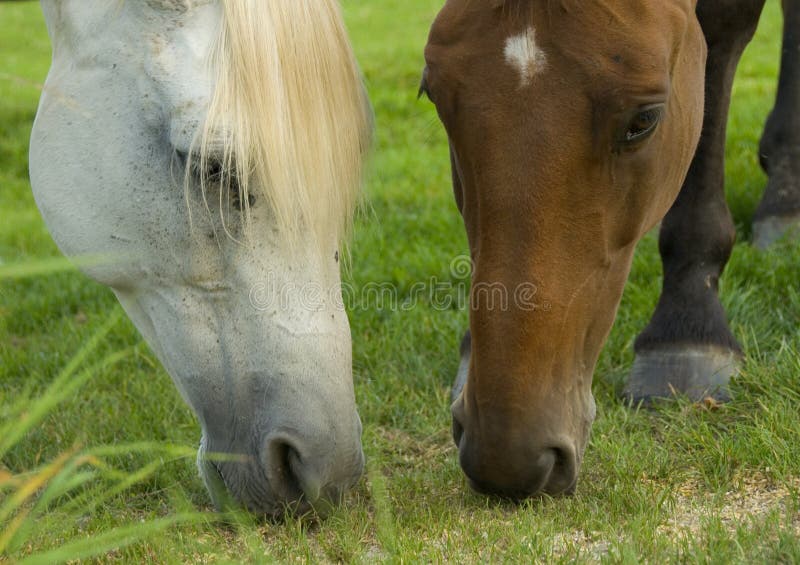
[623,105,664,143]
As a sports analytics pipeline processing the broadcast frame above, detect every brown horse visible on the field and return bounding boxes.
[422,0,797,498]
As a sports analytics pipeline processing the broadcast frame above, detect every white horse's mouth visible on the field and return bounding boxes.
[197,441,319,519]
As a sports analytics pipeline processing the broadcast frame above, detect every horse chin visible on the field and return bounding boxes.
[196,443,239,513]
[195,439,295,519]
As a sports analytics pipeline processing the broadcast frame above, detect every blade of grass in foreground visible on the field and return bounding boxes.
[85,442,197,459]
[1,441,207,557]
[0,254,123,280]
[0,309,127,459]
[0,450,76,553]
[0,466,100,556]
[58,459,164,517]
[16,512,213,565]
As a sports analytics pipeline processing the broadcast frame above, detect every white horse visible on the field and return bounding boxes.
[29,0,372,516]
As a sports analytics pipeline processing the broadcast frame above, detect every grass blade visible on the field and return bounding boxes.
[60,459,163,515]
[16,513,212,565]
[0,333,129,459]
[0,255,121,280]
[0,449,76,553]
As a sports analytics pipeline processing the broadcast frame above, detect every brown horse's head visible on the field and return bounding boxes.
[423,0,706,497]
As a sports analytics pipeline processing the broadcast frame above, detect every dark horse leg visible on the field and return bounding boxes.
[753,0,800,247]
[625,0,767,403]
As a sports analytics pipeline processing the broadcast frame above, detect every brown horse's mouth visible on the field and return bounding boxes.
[467,473,578,501]
[459,441,580,500]
[452,374,585,500]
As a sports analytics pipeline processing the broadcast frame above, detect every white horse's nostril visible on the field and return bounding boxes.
[287,448,323,503]
[261,435,332,510]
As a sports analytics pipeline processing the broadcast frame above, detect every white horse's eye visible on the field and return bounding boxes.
[177,150,252,210]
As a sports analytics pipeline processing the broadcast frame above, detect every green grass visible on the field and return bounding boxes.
[2,0,800,562]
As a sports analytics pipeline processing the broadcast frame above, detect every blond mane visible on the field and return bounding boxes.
[194,0,372,248]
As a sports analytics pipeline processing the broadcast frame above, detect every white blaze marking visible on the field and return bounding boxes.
[504,27,546,87]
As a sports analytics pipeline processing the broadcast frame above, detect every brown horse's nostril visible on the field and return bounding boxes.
[549,446,578,495]
[452,415,465,447]
[459,440,578,499]
[450,395,467,447]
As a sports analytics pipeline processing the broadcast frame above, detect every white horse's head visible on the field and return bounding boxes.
[30,0,372,516]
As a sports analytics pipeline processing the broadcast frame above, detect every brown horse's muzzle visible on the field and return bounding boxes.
[455,423,580,498]
[450,366,596,498]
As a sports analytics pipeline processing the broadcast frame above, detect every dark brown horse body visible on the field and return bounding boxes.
[628,0,791,402]
[423,0,799,497]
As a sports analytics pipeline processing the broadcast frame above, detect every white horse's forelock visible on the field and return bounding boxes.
[193,0,372,248]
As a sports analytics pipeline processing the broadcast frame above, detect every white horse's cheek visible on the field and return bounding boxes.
[113,267,354,427]
[30,86,172,287]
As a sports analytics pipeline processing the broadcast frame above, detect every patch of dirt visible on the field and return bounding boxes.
[658,472,800,540]
[552,531,611,561]
[552,471,800,560]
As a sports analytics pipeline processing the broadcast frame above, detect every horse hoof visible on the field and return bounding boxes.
[623,346,741,405]
[752,215,800,249]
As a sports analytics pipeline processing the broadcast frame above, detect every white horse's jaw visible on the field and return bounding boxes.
[30,0,364,514]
